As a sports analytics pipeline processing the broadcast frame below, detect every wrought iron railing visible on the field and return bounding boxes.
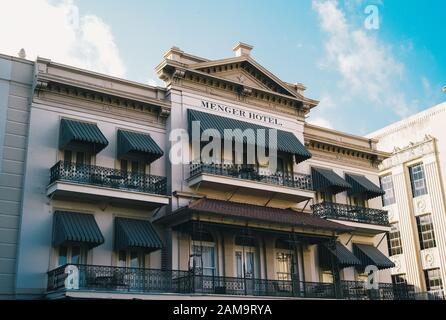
[311,202,389,226]
[47,264,190,293]
[189,163,313,191]
[340,280,415,300]
[47,264,416,300]
[49,161,167,195]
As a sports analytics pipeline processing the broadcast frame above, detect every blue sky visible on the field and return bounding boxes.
[2,0,445,135]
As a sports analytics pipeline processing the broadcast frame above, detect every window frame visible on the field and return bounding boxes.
[387,223,403,256]
[424,268,443,291]
[409,164,428,198]
[416,214,437,250]
[380,174,396,206]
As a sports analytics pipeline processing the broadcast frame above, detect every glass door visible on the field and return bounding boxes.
[235,248,257,295]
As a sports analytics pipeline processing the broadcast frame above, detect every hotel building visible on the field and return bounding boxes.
[370,102,446,299]
[0,44,407,300]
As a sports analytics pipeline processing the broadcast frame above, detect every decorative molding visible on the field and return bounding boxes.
[380,135,436,170]
[421,247,439,269]
[390,255,405,274]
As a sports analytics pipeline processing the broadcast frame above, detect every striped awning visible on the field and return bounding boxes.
[52,211,104,249]
[345,174,385,200]
[312,167,351,194]
[117,130,164,163]
[188,109,312,163]
[319,242,362,269]
[353,243,395,270]
[114,217,163,252]
[59,119,108,154]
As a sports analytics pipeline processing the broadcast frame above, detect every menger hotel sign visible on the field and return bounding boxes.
[200,100,283,126]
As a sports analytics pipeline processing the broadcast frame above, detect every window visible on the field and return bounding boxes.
[380,175,396,206]
[350,195,366,207]
[57,245,87,266]
[424,268,443,291]
[319,191,334,203]
[320,268,334,283]
[387,223,403,256]
[276,252,294,281]
[392,274,407,285]
[409,164,428,198]
[416,214,436,250]
[63,149,89,165]
[117,250,146,268]
[120,158,146,174]
[192,243,216,276]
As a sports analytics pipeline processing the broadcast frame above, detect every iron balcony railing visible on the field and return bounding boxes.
[49,161,167,195]
[340,280,416,300]
[311,202,389,226]
[47,264,416,300]
[189,163,313,191]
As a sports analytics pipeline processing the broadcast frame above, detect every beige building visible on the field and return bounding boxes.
[370,102,446,299]
[0,44,407,300]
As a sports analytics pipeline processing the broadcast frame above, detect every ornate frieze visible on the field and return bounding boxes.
[380,135,436,170]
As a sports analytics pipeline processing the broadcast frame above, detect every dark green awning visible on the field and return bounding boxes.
[117,130,164,163]
[353,243,395,270]
[52,211,104,249]
[319,242,362,269]
[188,109,312,163]
[59,119,108,154]
[312,167,352,194]
[114,217,163,252]
[346,173,385,200]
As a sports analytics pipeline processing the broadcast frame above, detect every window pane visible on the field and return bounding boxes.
[118,250,126,267]
[380,175,396,206]
[235,251,242,278]
[409,164,428,198]
[387,223,403,256]
[58,246,68,266]
[71,246,81,264]
[130,251,139,268]
[416,215,437,250]
[76,152,85,165]
[245,252,254,278]
[425,268,443,291]
[131,161,139,173]
[121,159,128,172]
[64,150,72,162]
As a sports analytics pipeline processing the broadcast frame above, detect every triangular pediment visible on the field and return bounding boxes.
[189,56,299,98]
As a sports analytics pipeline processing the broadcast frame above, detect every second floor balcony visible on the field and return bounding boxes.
[46,264,416,300]
[311,202,389,227]
[187,163,314,203]
[47,161,169,207]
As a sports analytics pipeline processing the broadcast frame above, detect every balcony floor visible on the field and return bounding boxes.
[47,181,170,208]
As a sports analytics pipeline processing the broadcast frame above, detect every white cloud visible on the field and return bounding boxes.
[307,117,334,129]
[0,0,125,77]
[312,0,414,118]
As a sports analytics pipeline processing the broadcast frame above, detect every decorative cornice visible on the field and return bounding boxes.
[379,135,436,170]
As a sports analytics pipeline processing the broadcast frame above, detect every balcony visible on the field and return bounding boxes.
[47,264,415,300]
[311,202,389,228]
[187,163,314,204]
[46,161,169,207]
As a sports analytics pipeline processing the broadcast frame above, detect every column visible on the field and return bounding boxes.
[392,166,424,291]
[424,157,446,291]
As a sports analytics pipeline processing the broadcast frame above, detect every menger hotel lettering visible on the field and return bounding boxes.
[200,100,283,126]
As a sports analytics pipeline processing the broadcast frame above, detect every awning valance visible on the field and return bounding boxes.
[114,217,163,252]
[52,211,104,249]
[319,242,362,269]
[188,109,312,163]
[345,173,385,200]
[353,243,395,270]
[312,167,351,194]
[59,119,108,154]
[117,129,163,163]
